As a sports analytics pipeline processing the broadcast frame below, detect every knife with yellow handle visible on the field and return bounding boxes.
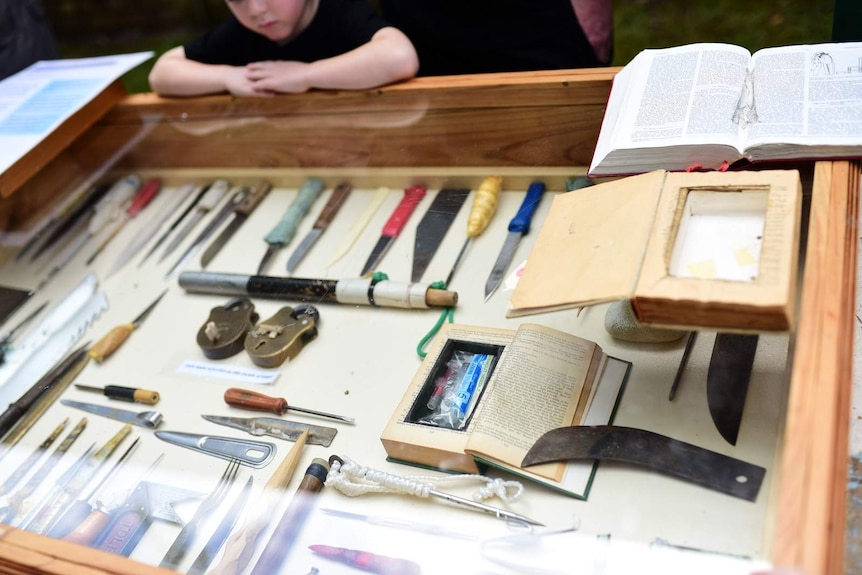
[445,176,501,286]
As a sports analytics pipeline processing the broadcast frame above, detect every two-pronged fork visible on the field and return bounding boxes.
[159,458,240,570]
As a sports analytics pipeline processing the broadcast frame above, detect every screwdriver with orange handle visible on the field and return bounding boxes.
[88,291,167,363]
[224,387,355,424]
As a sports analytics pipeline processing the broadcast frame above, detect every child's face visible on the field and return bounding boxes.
[225,0,313,43]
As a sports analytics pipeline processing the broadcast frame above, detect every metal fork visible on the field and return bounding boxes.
[159,458,240,570]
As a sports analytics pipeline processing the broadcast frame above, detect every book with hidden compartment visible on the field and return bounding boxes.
[380,322,630,499]
[588,41,862,177]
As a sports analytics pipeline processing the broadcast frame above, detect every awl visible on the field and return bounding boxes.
[224,387,354,424]
[484,181,545,301]
[360,185,426,276]
[258,177,325,274]
[286,182,352,274]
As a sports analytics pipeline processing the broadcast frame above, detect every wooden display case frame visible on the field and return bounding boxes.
[0,68,856,575]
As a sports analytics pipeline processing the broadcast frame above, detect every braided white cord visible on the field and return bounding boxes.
[327,457,524,504]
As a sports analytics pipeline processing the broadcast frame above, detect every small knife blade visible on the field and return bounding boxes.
[201,180,272,268]
[360,185,426,276]
[411,188,469,282]
[201,414,337,447]
[707,333,759,445]
[484,182,545,301]
[60,399,163,429]
[166,185,249,279]
[286,182,352,273]
[258,177,325,275]
[159,180,229,264]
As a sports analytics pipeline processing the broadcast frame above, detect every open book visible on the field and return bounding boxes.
[381,323,630,499]
[589,41,862,177]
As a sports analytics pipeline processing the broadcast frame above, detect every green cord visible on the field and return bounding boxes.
[417,280,454,358]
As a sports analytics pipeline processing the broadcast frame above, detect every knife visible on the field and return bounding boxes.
[360,185,426,276]
[286,182,352,274]
[158,180,229,264]
[707,333,759,445]
[201,414,337,447]
[165,185,249,279]
[484,181,545,301]
[258,177,325,275]
[60,399,163,429]
[411,188,469,282]
[201,180,272,268]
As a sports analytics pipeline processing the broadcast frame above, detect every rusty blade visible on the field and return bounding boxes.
[521,425,765,501]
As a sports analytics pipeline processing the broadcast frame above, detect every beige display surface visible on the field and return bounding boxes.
[0,73,854,575]
[0,173,787,574]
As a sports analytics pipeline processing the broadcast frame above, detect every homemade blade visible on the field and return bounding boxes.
[141,182,208,266]
[166,186,249,279]
[60,399,163,429]
[286,182,352,273]
[258,177,325,275]
[154,431,276,468]
[327,187,389,267]
[411,188,469,282]
[521,425,765,501]
[707,333,759,445]
[360,185,426,276]
[86,177,162,265]
[201,414,337,447]
[159,180,229,264]
[201,180,271,268]
[88,290,167,362]
[484,182,545,300]
[445,176,501,287]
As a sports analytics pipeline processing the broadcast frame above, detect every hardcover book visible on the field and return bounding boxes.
[380,322,629,499]
[588,41,862,177]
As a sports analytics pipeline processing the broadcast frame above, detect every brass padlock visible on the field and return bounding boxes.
[244,305,319,368]
[197,298,258,359]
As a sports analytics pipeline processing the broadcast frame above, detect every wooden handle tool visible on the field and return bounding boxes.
[224,388,354,424]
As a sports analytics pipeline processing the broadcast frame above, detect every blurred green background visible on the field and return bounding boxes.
[43,0,838,93]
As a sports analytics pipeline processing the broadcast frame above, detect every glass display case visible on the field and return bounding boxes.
[0,68,856,575]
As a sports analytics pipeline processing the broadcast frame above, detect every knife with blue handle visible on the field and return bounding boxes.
[484,182,545,301]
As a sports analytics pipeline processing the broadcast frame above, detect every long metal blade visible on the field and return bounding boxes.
[412,188,469,282]
[286,228,323,274]
[522,425,765,501]
[200,215,246,269]
[159,211,205,263]
[484,231,521,300]
[360,236,394,277]
[707,333,759,445]
[201,414,337,446]
[60,400,163,428]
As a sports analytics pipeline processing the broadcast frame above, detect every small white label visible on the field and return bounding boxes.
[176,359,280,385]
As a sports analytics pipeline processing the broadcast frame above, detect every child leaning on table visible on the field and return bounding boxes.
[148,0,419,97]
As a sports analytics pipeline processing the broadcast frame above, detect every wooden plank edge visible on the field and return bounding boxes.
[0,526,170,575]
[0,80,127,199]
[772,161,858,574]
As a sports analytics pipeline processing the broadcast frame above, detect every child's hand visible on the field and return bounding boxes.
[246,61,310,94]
[222,66,274,98]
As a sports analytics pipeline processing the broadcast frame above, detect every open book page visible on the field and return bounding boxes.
[590,43,751,175]
[465,324,597,482]
[745,42,862,154]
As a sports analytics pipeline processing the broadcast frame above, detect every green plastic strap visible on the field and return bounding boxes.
[417,280,454,359]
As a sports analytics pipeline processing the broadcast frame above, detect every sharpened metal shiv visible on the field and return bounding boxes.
[60,399,163,429]
[522,425,765,502]
[155,431,276,468]
[201,414,338,447]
